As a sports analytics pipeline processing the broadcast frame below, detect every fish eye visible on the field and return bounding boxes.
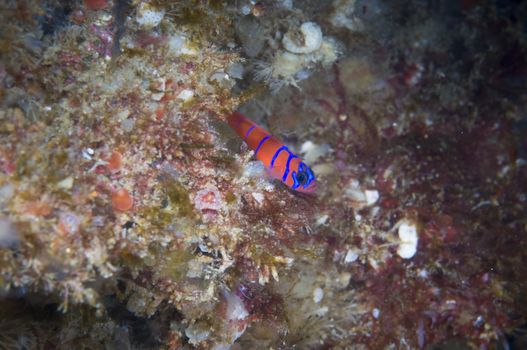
[292,162,316,190]
[296,172,306,185]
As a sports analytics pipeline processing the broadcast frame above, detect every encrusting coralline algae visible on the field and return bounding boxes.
[0,0,527,349]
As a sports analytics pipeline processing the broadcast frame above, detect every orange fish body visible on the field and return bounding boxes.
[227,112,317,193]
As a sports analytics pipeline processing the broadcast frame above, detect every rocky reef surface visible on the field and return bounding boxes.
[0,0,526,349]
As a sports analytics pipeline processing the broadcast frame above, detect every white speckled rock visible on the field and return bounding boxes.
[136,3,165,29]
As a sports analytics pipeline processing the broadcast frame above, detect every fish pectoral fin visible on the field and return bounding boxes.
[265,166,283,180]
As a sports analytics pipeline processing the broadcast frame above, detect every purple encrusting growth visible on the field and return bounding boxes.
[0,0,526,349]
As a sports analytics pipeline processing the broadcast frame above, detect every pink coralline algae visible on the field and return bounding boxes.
[194,187,223,212]
[87,24,113,58]
[58,212,80,235]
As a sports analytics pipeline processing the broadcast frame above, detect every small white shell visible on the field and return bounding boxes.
[313,288,324,303]
[57,176,74,190]
[344,249,359,263]
[176,89,194,102]
[397,220,419,259]
[282,22,323,54]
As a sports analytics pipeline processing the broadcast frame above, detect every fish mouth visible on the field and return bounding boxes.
[301,181,317,193]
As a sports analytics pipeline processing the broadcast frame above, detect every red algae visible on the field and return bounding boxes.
[104,151,122,172]
[83,0,108,11]
[112,188,133,212]
[22,199,52,216]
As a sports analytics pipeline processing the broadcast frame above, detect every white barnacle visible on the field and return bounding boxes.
[282,22,323,54]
